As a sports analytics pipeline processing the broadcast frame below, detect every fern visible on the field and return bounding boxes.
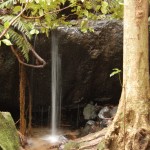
[0,0,13,9]
[0,25,31,61]
[0,15,32,40]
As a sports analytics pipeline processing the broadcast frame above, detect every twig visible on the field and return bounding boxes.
[10,45,46,68]
[22,33,46,67]
[21,4,73,19]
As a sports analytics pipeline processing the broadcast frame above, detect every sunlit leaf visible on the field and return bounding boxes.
[101,1,108,14]
[2,39,12,46]
[110,68,121,77]
[4,21,10,29]
[13,6,21,13]
[4,33,10,39]
[30,29,39,35]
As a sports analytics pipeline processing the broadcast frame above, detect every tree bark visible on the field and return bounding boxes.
[19,64,26,135]
[103,0,150,149]
[27,79,32,135]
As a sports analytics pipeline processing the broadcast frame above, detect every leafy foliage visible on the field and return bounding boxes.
[0,25,31,61]
[0,0,124,60]
[0,0,13,9]
[0,15,32,39]
[108,0,124,19]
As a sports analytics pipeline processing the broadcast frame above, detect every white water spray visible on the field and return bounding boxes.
[51,31,61,137]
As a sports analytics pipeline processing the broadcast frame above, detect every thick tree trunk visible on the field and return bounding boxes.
[19,64,26,135]
[103,0,150,149]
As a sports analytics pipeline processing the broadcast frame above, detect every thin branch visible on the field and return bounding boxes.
[21,4,73,19]
[22,33,46,66]
[0,3,28,39]
[10,45,46,68]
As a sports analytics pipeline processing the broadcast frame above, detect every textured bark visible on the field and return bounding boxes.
[103,0,150,150]
[27,80,32,135]
[19,64,26,135]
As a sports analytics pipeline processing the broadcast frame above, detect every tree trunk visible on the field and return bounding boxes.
[27,79,32,135]
[104,0,150,149]
[19,64,26,135]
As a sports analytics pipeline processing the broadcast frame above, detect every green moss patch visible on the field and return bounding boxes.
[0,112,19,150]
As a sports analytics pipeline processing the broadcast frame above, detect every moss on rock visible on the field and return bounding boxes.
[64,141,80,150]
[0,112,19,150]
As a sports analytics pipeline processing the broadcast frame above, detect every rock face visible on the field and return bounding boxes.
[0,20,123,115]
[58,20,123,105]
[32,19,123,108]
[0,46,19,116]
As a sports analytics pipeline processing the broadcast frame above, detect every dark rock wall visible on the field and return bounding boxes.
[58,20,123,105]
[0,20,123,115]
[0,46,19,119]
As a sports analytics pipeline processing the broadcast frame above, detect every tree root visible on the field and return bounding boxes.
[104,127,150,150]
[63,128,107,150]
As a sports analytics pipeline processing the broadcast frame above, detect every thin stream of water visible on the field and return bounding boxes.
[51,31,61,136]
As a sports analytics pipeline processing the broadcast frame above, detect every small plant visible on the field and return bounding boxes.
[110,68,122,86]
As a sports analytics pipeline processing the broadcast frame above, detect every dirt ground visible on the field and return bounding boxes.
[24,128,79,150]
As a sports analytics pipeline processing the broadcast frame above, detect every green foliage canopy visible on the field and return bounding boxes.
[0,0,123,62]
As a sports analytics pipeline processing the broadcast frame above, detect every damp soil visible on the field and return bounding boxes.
[25,128,79,150]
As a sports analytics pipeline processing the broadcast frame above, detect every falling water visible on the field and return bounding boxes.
[51,31,61,137]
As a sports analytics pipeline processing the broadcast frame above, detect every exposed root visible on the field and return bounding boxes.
[104,125,150,150]
[126,128,150,150]
[63,128,107,150]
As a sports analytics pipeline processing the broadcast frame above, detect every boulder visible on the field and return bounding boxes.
[0,112,20,150]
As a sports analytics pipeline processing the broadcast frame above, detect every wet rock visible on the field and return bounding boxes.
[79,120,101,137]
[98,105,118,128]
[83,102,97,120]
[0,46,19,117]
[0,20,123,118]
[58,20,123,105]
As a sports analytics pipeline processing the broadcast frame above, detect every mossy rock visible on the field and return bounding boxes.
[97,139,105,150]
[0,112,19,150]
[64,141,80,150]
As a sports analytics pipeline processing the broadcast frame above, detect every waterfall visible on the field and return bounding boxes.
[51,31,61,136]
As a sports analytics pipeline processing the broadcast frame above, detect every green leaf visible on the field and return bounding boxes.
[83,10,89,17]
[89,27,94,32]
[61,0,66,5]
[0,41,1,46]
[30,29,39,35]
[2,39,12,46]
[13,6,21,14]
[110,68,121,77]
[80,19,88,28]
[81,28,87,33]
[35,0,39,3]
[39,9,44,16]
[101,1,108,14]
[4,21,10,29]
[85,2,92,10]
[4,33,10,39]
[96,5,101,12]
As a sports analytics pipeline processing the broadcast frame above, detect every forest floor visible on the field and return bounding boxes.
[24,127,80,150]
